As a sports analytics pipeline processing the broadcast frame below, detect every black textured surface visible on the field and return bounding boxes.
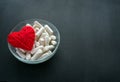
[0,0,120,82]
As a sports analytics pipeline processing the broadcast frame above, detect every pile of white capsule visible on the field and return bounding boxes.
[15,21,57,60]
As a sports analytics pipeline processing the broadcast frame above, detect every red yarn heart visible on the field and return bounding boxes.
[8,26,35,51]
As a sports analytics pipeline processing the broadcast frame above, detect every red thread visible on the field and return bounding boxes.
[7,26,35,51]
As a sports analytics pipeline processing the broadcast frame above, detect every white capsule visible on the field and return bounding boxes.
[26,53,31,60]
[19,48,26,53]
[38,33,46,42]
[34,21,43,28]
[34,27,39,32]
[26,23,32,26]
[50,35,56,40]
[31,49,43,60]
[36,27,45,38]
[16,48,26,59]
[43,46,49,52]
[31,45,43,54]
[49,37,52,43]
[39,38,45,46]
[44,35,50,46]
[40,50,52,59]
[35,41,40,47]
[44,30,49,36]
[39,33,47,39]
[43,45,54,52]
[48,45,55,50]
[51,40,57,45]
[44,25,53,35]
[33,24,37,28]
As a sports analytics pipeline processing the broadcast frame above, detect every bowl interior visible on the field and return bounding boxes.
[8,19,60,64]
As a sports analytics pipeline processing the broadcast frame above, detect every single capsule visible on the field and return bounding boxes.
[26,53,31,60]
[26,23,32,26]
[44,35,50,46]
[39,38,45,46]
[40,50,52,59]
[36,27,45,38]
[34,21,43,28]
[44,25,53,35]
[31,49,43,60]
[31,45,43,54]
[51,40,57,45]
[50,35,56,40]
[16,48,26,59]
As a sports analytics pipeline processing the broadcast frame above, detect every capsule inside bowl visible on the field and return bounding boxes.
[8,19,60,64]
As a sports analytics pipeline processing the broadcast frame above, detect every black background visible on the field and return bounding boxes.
[0,0,120,82]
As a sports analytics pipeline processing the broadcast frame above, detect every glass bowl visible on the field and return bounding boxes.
[8,19,60,64]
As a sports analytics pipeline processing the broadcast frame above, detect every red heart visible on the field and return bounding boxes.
[8,26,35,51]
